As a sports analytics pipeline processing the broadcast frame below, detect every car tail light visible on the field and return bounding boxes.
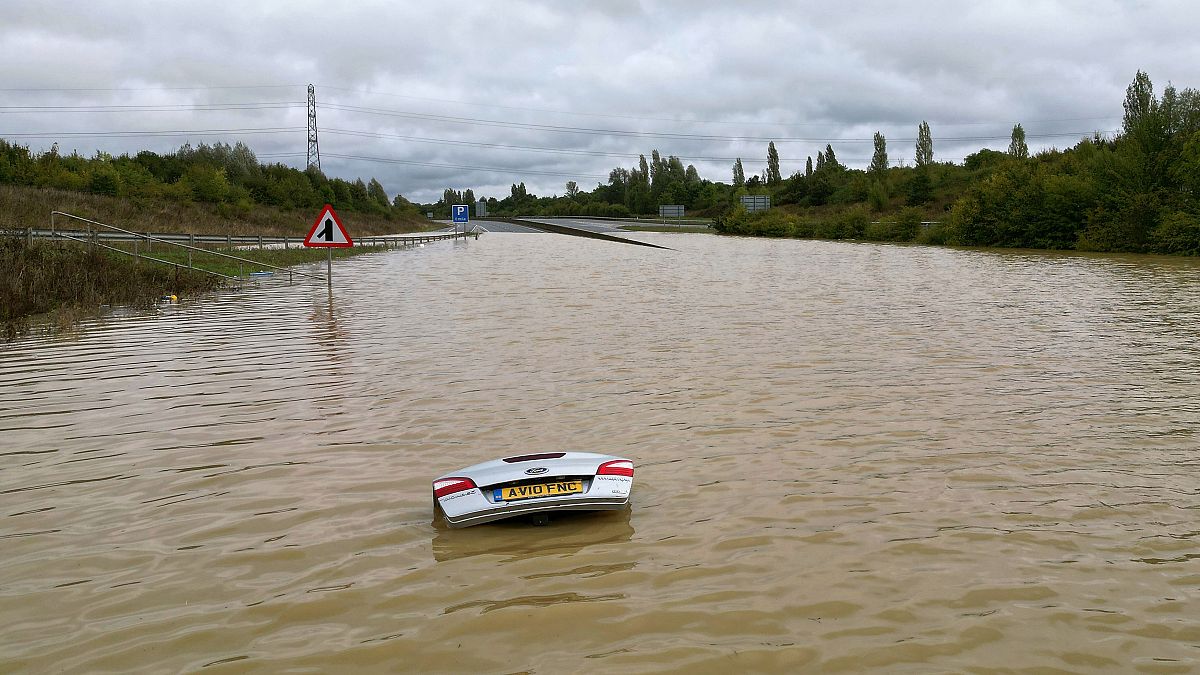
[597,459,634,477]
[433,477,477,498]
[502,452,565,463]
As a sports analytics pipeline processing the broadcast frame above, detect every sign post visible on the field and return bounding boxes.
[452,204,469,236]
[303,204,353,291]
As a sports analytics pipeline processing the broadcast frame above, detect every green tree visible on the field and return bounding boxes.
[906,170,932,205]
[1008,123,1029,159]
[603,167,629,206]
[824,144,839,167]
[1152,211,1200,254]
[732,158,745,187]
[766,142,781,184]
[1123,70,1155,136]
[805,156,813,177]
[915,121,934,167]
[185,164,230,203]
[89,165,121,197]
[868,180,889,211]
[392,193,419,214]
[367,178,389,208]
[869,132,888,177]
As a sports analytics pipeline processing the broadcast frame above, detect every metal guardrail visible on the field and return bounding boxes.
[49,230,242,281]
[48,211,325,283]
[2,212,475,283]
[25,225,463,249]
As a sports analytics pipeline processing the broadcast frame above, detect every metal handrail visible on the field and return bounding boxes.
[51,231,241,281]
[50,211,326,282]
[10,227,462,247]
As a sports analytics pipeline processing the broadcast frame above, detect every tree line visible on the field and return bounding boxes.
[0,140,423,220]
[429,71,1197,255]
[3,71,1196,255]
[718,71,1199,255]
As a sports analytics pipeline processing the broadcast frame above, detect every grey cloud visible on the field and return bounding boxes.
[2,0,1197,203]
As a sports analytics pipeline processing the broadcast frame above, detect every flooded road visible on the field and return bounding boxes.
[2,233,1199,672]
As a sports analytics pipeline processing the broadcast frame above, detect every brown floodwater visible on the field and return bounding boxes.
[2,232,1199,673]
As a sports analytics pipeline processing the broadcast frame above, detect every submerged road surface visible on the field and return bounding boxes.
[3,234,1199,671]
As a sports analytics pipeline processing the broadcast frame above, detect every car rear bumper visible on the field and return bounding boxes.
[441,495,631,528]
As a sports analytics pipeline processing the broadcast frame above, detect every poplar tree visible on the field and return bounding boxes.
[805,156,813,177]
[824,144,838,167]
[1008,123,1029,159]
[766,142,781,184]
[869,132,889,177]
[732,158,745,187]
[915,121,934,167]
[1123,70,1155,135]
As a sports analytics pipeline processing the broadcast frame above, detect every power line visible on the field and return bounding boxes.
[316,83,1120,129]
[0,127,303,139]
[323,127,644,158]
[0,102,304,113]
[0,81,1118,130]
[321,151,609,178]
[0,84,304,92]
[323,102,1113,144]
[321,126,972,164]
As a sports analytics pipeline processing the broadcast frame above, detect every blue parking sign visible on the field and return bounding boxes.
[452,204,469,223]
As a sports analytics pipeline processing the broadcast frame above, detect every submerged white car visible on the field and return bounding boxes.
[432,452,634,528]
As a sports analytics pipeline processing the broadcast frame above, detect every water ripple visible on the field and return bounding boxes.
[2,236,1199,671]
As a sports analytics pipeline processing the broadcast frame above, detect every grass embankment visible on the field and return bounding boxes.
[0,183,431,340]
[0,184,436,237]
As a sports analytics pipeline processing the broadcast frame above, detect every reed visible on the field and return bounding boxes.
[1,238,222,341]
[139,244,386,278]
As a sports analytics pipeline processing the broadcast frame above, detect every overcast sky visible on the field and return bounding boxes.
[3,0,1199,204]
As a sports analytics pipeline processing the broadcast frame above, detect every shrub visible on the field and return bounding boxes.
[895,207,923,241]
[836,206,870,239]
[868,180,889,212]
[864,218,893,241]
[1152,211,1200,254]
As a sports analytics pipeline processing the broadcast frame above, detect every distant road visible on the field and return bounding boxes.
[434,218,627,234]
[522,218,625,234]
[471,220,547,233]
[466,218,625,234]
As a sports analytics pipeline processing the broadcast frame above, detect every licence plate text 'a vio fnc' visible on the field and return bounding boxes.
[494,481,583,501]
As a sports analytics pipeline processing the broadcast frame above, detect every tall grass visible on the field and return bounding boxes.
[1,238,223,340]
[141,244,387,278]
[0,184,436,237]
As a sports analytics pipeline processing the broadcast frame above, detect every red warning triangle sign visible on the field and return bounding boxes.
[303,204,353,248]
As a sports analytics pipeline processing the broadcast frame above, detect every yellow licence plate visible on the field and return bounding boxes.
[496,480,583,501]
